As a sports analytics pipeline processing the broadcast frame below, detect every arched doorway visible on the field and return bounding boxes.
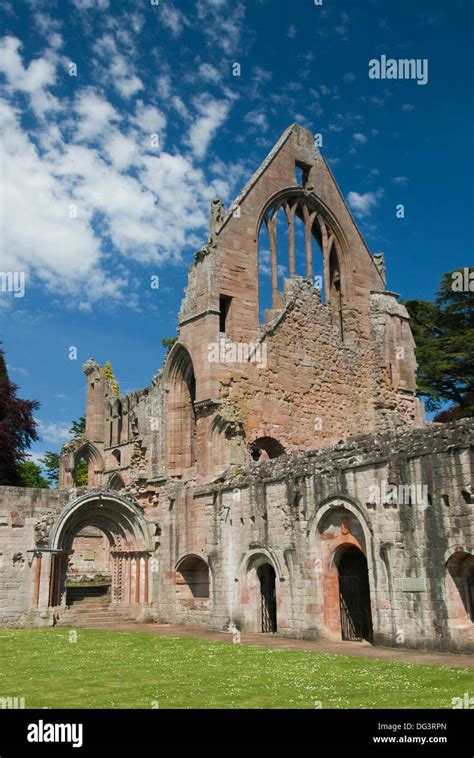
[446,550,474,624]
[44,493,154,621]
[240,552,280,633]
[337,546,373,642]
[66,525,111,609]
[258,563,277,633]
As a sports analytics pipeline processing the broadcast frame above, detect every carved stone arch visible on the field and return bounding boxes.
[49,492,153,553]
[257,189,349,265]
[444,546,474,627]
[108,472,125,491]
[70,441,104,487]
[162,343,197,476]
[110,397,122,445]
[310,496,375,642]
[249,436,285,462]
[46,492,154,612]
[256,186,350,313]
[308,495,373,548]
[238,546,283,580]
[175,553,211,600]
[238,547,282,633]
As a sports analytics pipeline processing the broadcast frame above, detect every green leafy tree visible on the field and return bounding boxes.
[74,458,88,486]
[41,418,86,488]
[69,417,85,438]
[0,342,40,485]
[162,337,178,355]
[405,268,474,419]
[39,451,60,487]
[18,460,50,488]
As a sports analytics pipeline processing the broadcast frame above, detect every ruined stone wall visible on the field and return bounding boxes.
[0,488,69,626]
[151,420,473,652]
[1,421,472,652]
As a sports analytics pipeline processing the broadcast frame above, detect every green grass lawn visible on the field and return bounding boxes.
[0,628,472,709]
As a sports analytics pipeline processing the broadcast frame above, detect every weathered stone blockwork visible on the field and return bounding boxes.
[0,125,472,653]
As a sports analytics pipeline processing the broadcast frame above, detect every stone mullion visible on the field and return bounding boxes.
[284,202,297,277]
[318,214,330,299]
[265,209,279,308]
[303,206,317,280]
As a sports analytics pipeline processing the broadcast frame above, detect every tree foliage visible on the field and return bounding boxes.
[18,461,50,488]
[74,457,88,486]
[39,451,60,488]
[0,342,40,485]
[405,268,474,418]
[40,417,86,488]
[69,417,85,438]
[162,336,178,355]
[103,361,119,396]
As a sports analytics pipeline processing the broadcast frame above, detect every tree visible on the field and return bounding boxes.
[405,268,474,419]
[162,336,178,354]
[69,417,85,438]
[18,461,50,488]
[39,451,60,488]
[0,342,40,485]
[74,458,88,486]
[41,417,86,488]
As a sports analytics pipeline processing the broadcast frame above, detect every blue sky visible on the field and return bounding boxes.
[0,0,473,462]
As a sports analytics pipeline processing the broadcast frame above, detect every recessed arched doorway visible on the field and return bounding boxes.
[257,563,277,633]
[42,492,154,623]
[337,546,373,642]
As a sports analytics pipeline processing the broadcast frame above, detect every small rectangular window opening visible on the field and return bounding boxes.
[295,161,311,187]
[219,295,232,334]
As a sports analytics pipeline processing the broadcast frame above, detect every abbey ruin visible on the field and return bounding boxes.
[1,125,472,653]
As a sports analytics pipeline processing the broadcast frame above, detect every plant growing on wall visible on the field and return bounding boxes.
[103,361,120,396]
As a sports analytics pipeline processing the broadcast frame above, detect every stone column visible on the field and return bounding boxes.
[303,206,317,280]
[135,555,141,604]
[284,202,297,277]
[265,210,279,308]
[144,556,149,604]
[33,552,42,608]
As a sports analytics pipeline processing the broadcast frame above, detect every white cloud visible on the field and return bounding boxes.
[1,101,102,289]
[35,419,72,444]
[71,0,110,9]
[74,89,119,140]
[103,130,140,171]
[130,101,167,144]
[187,95,232,159]
[244,109,268,131]
[114,74,143,99]
[0,33,243,310]
[7,365,29,376]
[198,63,222,85]
[347,189,384,217]
[402,104,415,112]
[92,33,143,100]
[0,36,59,115]
[392,176,409,185]
[353,133,367,144]
[196,0,245,55]
[160,3,188,38]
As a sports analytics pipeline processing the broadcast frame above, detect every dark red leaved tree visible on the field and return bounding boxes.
[0,342,40,485]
